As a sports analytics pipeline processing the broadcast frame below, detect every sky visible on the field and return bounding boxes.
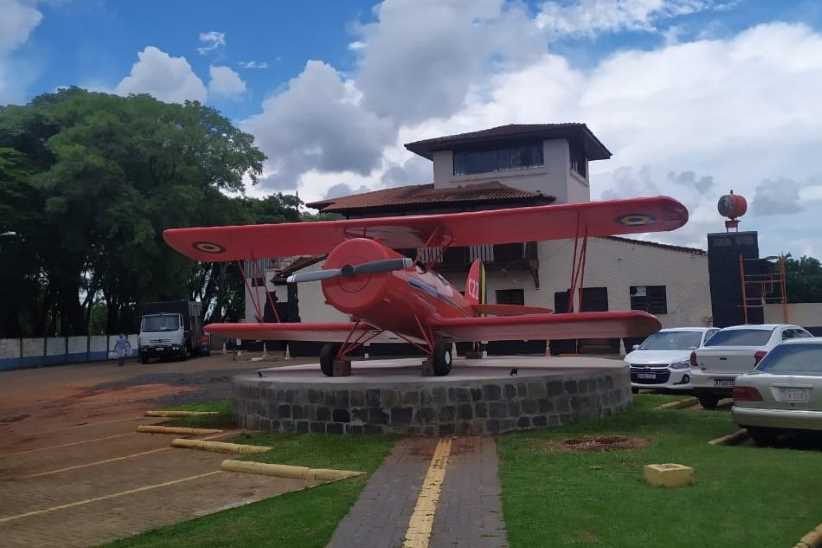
[4,0,822,257]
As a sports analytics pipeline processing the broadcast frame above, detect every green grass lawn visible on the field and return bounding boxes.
[498,394,822,547]
[110,412,396,548]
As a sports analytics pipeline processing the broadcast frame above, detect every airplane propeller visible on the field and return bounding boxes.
[286,257,413,284]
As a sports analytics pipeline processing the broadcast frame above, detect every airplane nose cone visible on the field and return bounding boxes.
[321,238,393,314]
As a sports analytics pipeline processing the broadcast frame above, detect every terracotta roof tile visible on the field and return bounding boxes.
[307,181,554,214]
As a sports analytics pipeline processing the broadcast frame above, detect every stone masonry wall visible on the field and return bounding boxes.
[233,369,632,436]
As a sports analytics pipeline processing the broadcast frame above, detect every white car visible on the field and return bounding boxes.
[625,327,720,391]
[690,324,813,409]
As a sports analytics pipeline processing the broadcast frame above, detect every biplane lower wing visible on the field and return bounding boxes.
[429,311,660,342]
[204,322,381,343]
[163,196,688,262]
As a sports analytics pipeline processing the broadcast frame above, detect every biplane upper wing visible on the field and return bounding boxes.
[204,322,380,343]
[428,311,660,342]
[163,196,687,262]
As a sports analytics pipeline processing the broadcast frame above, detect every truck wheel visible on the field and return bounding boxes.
[698,395,720,409]
[432,340,453,377]
[320,344,340,377]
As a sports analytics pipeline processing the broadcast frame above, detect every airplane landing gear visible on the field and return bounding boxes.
[320,343,340,377]
[432,339,453,376]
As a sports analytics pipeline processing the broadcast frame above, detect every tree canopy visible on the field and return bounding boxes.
[0,87,299,337]
[785,255,822,303]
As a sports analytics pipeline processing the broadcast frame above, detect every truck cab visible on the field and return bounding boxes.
[138,300,208,363]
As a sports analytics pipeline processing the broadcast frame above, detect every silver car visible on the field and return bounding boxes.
[732,338,822,445]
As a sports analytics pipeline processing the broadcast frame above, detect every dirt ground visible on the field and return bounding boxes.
[0,353,314,547]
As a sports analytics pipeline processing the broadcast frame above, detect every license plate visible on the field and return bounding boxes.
[713,378,735,387]
[779,388,810,403]
[637,373,657,380]
[156,347,165,352]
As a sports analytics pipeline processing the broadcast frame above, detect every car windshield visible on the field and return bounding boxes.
[704,328,774,347]
[142,314,180,332]
[639,331,703,350]
[756,343,822,374]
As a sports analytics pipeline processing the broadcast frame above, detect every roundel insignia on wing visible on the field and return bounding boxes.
[192,241,226,254]
[617,213,656,226]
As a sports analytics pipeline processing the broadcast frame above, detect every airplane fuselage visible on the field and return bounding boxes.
[321,238,472,341]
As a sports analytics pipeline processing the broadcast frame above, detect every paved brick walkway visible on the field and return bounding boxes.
[431,437,507,548]
[327,436,508,548]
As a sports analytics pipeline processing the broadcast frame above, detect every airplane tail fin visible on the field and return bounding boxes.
[465,259,485,306]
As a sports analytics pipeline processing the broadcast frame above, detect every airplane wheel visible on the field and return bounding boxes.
[432,340,453,377]
[320,343,339,377]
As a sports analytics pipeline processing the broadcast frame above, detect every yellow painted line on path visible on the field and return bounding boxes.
[0,471,221,524]
[0,433,135,458]
[403,438,452,548]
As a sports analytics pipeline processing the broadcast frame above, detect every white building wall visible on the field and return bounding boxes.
[764,303,822,328]
[353,238,711,331]
[534,238,712,328]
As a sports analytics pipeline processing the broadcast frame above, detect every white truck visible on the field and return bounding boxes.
[689,324,812,408]
[138,300,209,363]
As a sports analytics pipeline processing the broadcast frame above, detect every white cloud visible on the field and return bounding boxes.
[354,0,543,124]
[240,4,822,256]
[0,0,42,54]
[536,0,732,38]
[197,31,225,55]
[238,60,269,69]
[400,22,822,251]
[115,46,207,103]
[242,60,394,190]
[207,65,246,98]
[0,0,43,104]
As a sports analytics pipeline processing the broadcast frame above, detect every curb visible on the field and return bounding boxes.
[655,397,698,410]
[708,429,749,446]
[221,459,364,481]
[137,425,224,436]
[171,439,271,454]
[145,410,220,418]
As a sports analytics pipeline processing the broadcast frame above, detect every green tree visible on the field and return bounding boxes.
[0,87,274,336]
[785,255,822,303]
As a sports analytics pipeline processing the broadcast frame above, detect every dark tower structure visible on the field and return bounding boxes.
[707,230,763,327]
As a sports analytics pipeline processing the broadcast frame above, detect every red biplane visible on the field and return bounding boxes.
[163,196,688,376]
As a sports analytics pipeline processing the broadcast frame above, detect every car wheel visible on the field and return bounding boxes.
[432,340,453,377]
[320,343,340,377]
[631,387,639,394]
[140,354,149,364]
[698,395,720,409]
[748,427,780,446]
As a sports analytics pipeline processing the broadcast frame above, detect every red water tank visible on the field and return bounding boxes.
[717,191,747,220]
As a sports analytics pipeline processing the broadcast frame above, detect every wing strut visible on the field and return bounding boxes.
[336,320,384,359]
[567,215,589,313]
[237,259,280,323]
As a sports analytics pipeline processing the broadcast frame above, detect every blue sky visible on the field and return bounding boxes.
[15,1,822,119]
[4,0,822,256]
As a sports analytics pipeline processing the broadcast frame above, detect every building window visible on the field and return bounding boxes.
[496,289,525,305]
[453,142,543,176]
[579,287,608,312]
[569,141,587,178]
[553,287,608,312]
[630,285,668,314]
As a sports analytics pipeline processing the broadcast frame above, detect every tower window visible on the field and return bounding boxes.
[453,142,543,176]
